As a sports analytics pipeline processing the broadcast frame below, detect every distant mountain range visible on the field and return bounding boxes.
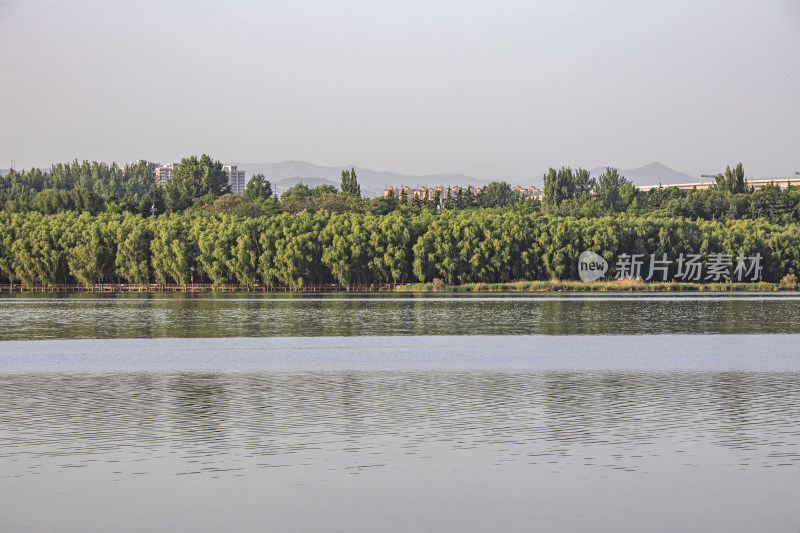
[1,161,704,196]
[232,160,699,196]
[526,162,697,189]
[231,161,485,197]
[589,162,697,186]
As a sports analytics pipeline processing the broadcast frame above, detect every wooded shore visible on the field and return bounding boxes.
[0,280,788,293]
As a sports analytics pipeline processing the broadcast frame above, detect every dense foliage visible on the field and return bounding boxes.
[1,210,799,288]
[1,160,156,214]
[165,155,231,211]
[540,164,800,223]
[3,158,800,288]
[4,158,800,224]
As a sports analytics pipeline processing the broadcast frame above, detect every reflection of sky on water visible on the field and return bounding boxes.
[1,293,800,339]
[3,370,799,474]
[2,368,800,532]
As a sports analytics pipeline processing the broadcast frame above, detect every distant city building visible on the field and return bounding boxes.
[512,185,543,199]
[636,178,800,192]
[223,165,247,194]
[384,185,478,202]
[383,184,542,206]
[140,161,249,192]
[154,163,180,186]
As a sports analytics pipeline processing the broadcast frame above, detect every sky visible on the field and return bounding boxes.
[1,0,798,181]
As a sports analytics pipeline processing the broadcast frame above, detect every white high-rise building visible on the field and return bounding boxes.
[223,165,247,194]
[154,162,179,186]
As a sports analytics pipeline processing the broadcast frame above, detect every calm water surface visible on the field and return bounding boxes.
[1,293,800,532]
[1,292,800,338]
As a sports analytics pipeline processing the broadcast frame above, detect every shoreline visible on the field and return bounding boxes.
[396,280,785,292]
[0,280,791,294]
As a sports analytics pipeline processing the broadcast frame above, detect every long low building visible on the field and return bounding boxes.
[637,178,800,191]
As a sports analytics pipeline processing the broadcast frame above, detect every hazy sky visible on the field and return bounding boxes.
[1,0,798,180]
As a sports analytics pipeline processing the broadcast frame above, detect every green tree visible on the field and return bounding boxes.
[165,155,231,211]
[574,168,595,197]
[750,184,792,221]
[340,168,361,197]
[31,189,72,214]
[714,163,747,194]
[280,183,314,214]
[543,167,577,208]
[0,212,19,282]
[68,214,118,287]
[243,174,273,201]
[115,214,152,285]
[193,216,238,287]
[476,181,519,208]
[11,212,74,287]
[321,213,371,288]
[258,213,326,289]
[139,183,166,217]
[227,218,261,288]
[595,168,630,212]
[150,216,195,285]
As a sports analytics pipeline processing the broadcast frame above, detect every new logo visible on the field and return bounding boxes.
[578,251,608,282]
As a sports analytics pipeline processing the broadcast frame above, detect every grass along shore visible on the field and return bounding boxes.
[395,279,788,292]
[0,278,795,293]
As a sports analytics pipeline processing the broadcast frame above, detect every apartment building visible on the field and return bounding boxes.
[151,162,248,194]
[223,165,247,194]
[384,184,542,204]
[154,163,179,186]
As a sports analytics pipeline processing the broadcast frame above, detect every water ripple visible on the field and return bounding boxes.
[2,370,799,479]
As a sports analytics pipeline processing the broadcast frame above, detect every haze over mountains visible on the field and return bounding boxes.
[2,161,702,196]
[588,162,696,186]
[232,161,485,198]
[234,161,699,196]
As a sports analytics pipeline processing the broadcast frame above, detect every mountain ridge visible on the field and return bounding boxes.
[524,162,697,189]
[234,161,698,197]
[232,161,484,197]
[1,161,703,196]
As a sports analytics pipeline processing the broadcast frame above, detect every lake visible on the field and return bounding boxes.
[1,293,800,532]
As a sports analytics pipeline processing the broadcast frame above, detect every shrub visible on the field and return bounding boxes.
[780,273,798,290]
[432,278,445,292]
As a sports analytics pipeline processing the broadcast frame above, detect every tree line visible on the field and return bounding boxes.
[1,210,799,288]
[541,163,800,222]
[5,157,800,223]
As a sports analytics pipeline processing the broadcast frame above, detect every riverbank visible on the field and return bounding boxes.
[4,211,800,291]
[0,279,791,293]
[395,279,785,292]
